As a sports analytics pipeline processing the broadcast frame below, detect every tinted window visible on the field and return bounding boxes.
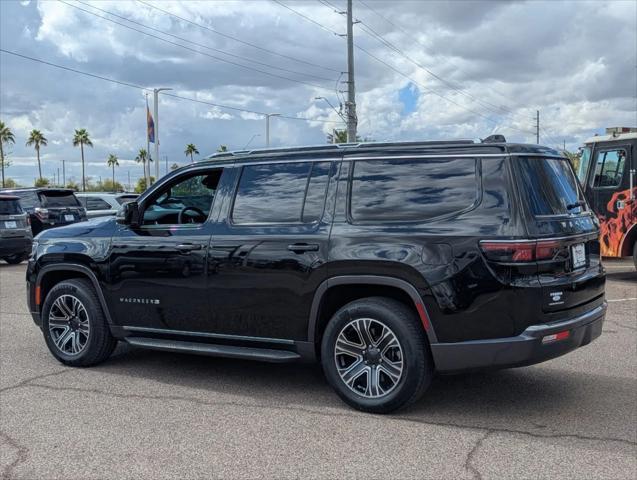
[576,146,592,185]
[11,191,39,209]
[40,192,80,207]
[84,197,112,210]
[0,199,22,214]
[232,162,331,224]
[516,157,584,216]
[350,158,478,222]
[592,148,627,188]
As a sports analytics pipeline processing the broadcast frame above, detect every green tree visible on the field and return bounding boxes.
[107,154,119,190]
[25,129,48,180]
[135,148,148,178]
[216,144,228,153]
[184,143,199,163]
[134,175,155,194]
[66,179,80,191]
[34,177,50,187]
[72,128,93,192]
[564,150,581,172]
[102,179,124,192]
[327,129,370,144]
[0,121,16,188]
[3,178,19,188]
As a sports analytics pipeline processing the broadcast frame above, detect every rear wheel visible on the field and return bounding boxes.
[42,278,117,367]
[321,297,433,414]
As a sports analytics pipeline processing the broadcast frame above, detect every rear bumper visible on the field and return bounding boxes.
[0,236,32,257]
[431,302,607,373]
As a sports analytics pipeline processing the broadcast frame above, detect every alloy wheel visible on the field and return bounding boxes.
[334,318,404,398]
[48,294,90,356]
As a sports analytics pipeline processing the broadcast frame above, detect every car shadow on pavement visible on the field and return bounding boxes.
[604,270,636,282]
[87,343,633,438]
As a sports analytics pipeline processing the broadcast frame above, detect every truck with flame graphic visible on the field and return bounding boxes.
[576,127,636,269]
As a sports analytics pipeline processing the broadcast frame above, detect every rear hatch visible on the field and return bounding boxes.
[38,190,87,225]
[513,155,605,313]
[0,197,29,237]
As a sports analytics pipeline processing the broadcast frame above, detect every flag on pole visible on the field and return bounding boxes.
[146,99,155,144]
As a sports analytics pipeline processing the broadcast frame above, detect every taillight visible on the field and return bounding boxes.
[34,207,49,220]
[480,239,561,263]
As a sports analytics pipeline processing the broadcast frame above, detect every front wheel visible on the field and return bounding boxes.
[321,297,433,414]
[41,278,117,367]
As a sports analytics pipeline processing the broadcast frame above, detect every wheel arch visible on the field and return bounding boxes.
[619,223,637,257]
[36,264,114,325]
[308,275,438,348]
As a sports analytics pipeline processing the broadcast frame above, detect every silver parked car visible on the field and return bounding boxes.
[0,194,33,264]
[75,192,139,219]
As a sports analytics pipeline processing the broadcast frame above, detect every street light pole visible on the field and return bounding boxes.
[153,87,172,183]
[265,113,280,147]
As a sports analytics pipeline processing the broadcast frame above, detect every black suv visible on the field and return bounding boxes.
[2,188,87,235]
[26,139,606,413]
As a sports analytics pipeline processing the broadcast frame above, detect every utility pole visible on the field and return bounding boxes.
[346,0,357,142]
[145,93,151,188]
[127,170,131,192]
[153,87,172,183]
[536,110,540,144]
[265,113,280,147]
[57,168,60,187]
[62,160,65,187]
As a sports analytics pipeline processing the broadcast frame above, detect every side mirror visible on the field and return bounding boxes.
[116,201,140,227]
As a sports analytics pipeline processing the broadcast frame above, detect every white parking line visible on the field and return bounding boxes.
[607,298,637,302]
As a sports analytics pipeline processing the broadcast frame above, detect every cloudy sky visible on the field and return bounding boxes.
[0,0,635,187]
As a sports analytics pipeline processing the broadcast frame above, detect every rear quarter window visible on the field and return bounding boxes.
[349,158,479,222]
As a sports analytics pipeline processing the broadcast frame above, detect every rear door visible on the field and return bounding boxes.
[513,155,605,313]
[206,158,338,340]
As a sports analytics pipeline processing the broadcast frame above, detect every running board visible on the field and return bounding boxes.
[124,337,301,363]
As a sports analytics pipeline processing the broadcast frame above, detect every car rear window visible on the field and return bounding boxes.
[515,157,585,216]
[39,192,80,207]
[0,199,22,215]
[10,191,38,209]
[349,158,478,222]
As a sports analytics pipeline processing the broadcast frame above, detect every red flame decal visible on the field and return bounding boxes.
[598,187,636,257]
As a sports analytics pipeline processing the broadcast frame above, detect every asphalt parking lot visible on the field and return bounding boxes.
[0,260,635,480]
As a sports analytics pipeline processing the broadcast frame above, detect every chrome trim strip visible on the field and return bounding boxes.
[121,326,295,345]
[479,233,598,244]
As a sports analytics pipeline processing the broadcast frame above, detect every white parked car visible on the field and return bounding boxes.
[75,192,139,219]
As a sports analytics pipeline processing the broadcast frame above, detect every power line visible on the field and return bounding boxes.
[136,0,340,74]
[275,0,536,135]
[58,0,332,92]
[74,0,335,83]
[0,48,344,125]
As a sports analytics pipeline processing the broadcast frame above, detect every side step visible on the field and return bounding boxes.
[124,337,301,363]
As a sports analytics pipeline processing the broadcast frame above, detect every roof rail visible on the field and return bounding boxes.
[204,139,477,160]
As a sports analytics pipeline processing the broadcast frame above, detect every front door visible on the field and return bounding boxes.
[207,159,339,341]
[107,167,228,332]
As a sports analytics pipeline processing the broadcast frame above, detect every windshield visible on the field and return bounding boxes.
[576,146,592,185]
[516,157,586,217]
[39,192,80,207]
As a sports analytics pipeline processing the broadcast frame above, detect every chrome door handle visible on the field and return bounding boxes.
[287,243,319,253]
[177,244,202,252]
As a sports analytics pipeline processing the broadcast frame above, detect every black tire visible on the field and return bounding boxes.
[321,297,433,414]
[41,278,117,367]
[4,254,26,265]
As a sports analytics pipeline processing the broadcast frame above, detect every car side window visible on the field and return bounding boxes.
[85,197,112,211]
[592,148,627,188]
[349,158,478,222]
[142,169,222,226]
[231,161,332,225]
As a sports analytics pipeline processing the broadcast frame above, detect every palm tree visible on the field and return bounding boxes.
[72,128,93,191]
[0,121,16,188]
[135,148,148,174]
[106,154,119,190]
[184,143,199,163]
[25,129,48,181]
